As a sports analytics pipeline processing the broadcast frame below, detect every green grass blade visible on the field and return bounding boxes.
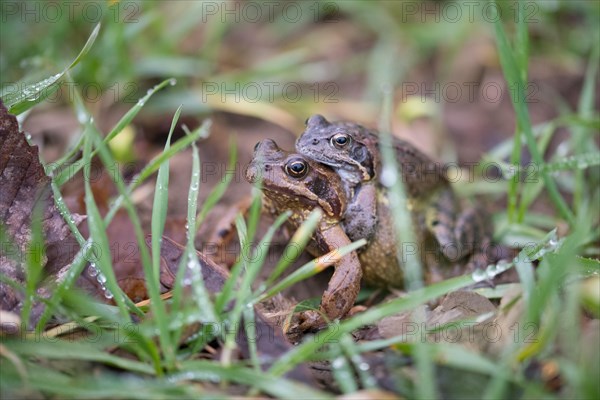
[6,339,155,375]
[53,78,176,184]
[151,106,180,281]
[2,24,101,115]
[222,211,290,365]
[331,352,358,394]
[269,274,474,376]
[493,1,574,224]
[195,137,237,230]
[82,133,131,322]
[379,86,435,399]
[541,152,600,174]
[20,200,45,329]
[258,239,366,302]
[340,334,377,390]
[264,208,321,286]
[149,106,181,368]
[186,138,218,324]
[573,45,600,211]
[177,360,332,399]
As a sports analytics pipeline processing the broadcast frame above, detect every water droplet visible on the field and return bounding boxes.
[88,263,99,277]
[169,78,177,86]
[358,362,370,371]
[97,273,107,284]
[104,289,114,300]
[380,166,397,187]
[332,357,346,369]
[471,268,487,282]
[187,260,197,270]
[556,142,569,157]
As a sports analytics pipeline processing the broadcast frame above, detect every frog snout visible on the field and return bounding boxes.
[247,139,280,183]
[245,163,259,183]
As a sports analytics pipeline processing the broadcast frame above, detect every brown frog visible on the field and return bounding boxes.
[245,139,365,330]
[296,115,492,274]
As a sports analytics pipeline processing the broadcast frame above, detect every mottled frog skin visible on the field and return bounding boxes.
[296,115,492,275]
[245,139,363,330]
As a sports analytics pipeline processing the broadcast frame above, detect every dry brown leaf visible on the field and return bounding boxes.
[0,101,84,326]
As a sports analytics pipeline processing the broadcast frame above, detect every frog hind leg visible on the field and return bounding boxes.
[342,183,378,242]
[425,190,479,262]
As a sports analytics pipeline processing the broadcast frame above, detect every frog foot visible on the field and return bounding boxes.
[297,310,326,332]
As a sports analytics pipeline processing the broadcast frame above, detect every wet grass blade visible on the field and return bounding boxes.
[493,1,574,224]
[265,208,321,286]
[2,24,101,115]
[195,137,237,230]
[269,274,475,376]
[222,211,290,365]
[379,85,435,399]
[53,78,176,184]
[257,239,366,302]
[20,200,45,329]
[6,339,155,375]
[82,131,131,322]
[185,137,218,324]
[573,45,599,211]
[149,106,181,368]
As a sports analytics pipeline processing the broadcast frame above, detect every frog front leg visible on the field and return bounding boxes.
[298,226,363,331]
[342,182,378,242]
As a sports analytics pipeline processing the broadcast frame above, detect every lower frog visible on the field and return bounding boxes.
[296,114,492,273]
[245,139,364,330]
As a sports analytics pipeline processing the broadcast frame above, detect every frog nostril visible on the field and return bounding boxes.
[312,138,319,145]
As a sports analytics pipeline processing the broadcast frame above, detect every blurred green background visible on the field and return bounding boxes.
[2,0,598,135]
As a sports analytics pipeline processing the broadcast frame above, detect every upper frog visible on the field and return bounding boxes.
[296,114,492,273]
[245,139,363,330]
[296,114,444,198]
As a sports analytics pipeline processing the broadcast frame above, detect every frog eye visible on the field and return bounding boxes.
[331,133,350,148]
[285,158,309,179]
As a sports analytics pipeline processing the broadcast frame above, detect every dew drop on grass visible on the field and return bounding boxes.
[358,361,370,371]
[169,78,177,86]
[471,268,487,282]
[97,273,107,284]
[332,357,346,369]
[380,166,397,187]
[88,263,99,277]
